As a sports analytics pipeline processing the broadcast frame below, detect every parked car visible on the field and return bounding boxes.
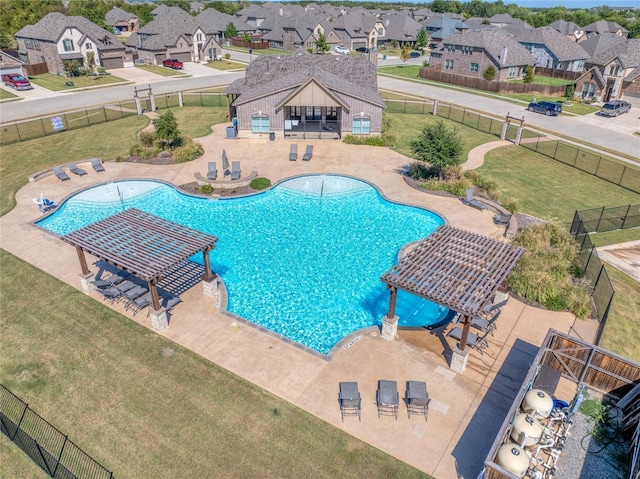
[527,101,562,116]
[355,47,370,53]
[409,51,421,58]
[334,45,350,55]
[600,100,631,117]
[1,73,32,90]
[162,58,184,69]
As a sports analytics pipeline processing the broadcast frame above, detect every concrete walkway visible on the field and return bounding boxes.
[0,125,595,479]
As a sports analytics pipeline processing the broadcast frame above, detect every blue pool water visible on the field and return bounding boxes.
[38,176,448,354]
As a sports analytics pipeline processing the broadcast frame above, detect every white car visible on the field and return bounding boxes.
[334,45,350,55]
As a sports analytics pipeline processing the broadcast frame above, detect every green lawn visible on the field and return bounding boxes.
[510,75,573,86]
[599,266,640,361]
[135,64,185,76]
[0,250,429,479]
[1,434,47,479]
[479,145,640,225]
[377,66,600,116]
[589,228,640,247]
[28,73,129,91]
[0,87,18,99]
[204,59,247,71]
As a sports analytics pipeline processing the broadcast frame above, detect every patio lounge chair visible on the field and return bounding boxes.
[464,189,487,211]
[52,166,70,181]
[90,158,105,173]
[376,380,399,420]
[91,272,126,289]
[493,214,512,225]
[302,145,313,161]
[289,144,298,161]
[207,162,217,180]
[123,285,148,302]
[114,280,137,295]
[68,162,88,176]
[338,382,361,422]
[126,292,158,316]
[95,287,121,304]
[231,161,241,180]
[453,312,497,336]
[405,381,430,420]
[447,326,488,354]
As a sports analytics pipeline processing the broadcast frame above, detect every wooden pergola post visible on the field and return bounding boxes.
[148,278,161,311]
[458,314,472,351]
[202,246,216,282]
[386,285,397,319]
[75,246,90,275]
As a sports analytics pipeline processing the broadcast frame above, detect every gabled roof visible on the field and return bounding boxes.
[444,29,537,67]
[225,50,383,108]
[518,26,589,62]
[423,16,469,41]
[105,7,138,26]
[548,19,583,36]
[15,12,124,51]
[576,66,607,89]
[488,13,517,24]
[127,12,198,49]
[197,8,252,34]
[592,38,640,69]
[579,32,627,59]
[583,20,628,35]
[380,13,423,42]
[151,5,188,17]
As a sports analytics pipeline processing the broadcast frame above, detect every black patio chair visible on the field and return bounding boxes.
[339,382,361,422]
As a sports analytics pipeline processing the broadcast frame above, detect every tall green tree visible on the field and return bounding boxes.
[153,110,181,149]
[416,28,428,50]
[409,120,464,177]
[315,31,329,53]
[67,0,109,29]
[0,0,63,37]
[225,22,238,39]
[400,44,410,65]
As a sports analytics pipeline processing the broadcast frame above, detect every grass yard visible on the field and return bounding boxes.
[134,64,185,76]
[0,87,19,99]
[1,434,47,479]
[386,112,498,159]
[599,266,640,361]
[171,106,229,138]
[479,145,640,225]
[28,73,129,91]
[0,250,430,479]
[510,75,573,86]
[205,59,247,71]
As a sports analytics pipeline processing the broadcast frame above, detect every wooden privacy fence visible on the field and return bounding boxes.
[231,37,269,49]
[26,62,49,76]
[0,385,116,479]
[419,67,567,97]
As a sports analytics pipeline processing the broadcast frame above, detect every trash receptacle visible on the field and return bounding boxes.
[269,132,275,141]
[226,126,236,138]
[383,54,386,60]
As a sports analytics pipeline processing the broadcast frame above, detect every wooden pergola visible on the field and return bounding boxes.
[61,208,219,312]
[380,225,525,350]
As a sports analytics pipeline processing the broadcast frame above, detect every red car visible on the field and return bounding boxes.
[2,73,33,90]
[162,58,184,69]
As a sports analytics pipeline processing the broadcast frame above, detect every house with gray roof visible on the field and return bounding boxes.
[430,29,536,81]
[576,37,640,106]
[15,12,126,73]
[378,12,423,48]
[517,27,588,72]
[0,49,26,77]
[548,19,586,43]
[104,7,139,36]
[422,16,469,50]
[224,49,384,139]
[583,20,629,38]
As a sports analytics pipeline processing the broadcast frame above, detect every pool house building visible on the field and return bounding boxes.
[224,50,384,140]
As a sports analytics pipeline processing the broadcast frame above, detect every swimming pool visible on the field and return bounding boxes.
[38,176,448,354]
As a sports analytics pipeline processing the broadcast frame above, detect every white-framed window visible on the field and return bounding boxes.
[577,60,584,70]
[196,33,203,41]
[85,42,92,49]
[290,106,302,120]
[25,38,40,50]
[462,46,472,55]
[508,66,517,78]
[470,63,479,72]
[63,39,74,51]
[352,116,370,134]
[306,106,321,121]
[251,115,270,133]
[447,44,455,52]
[326,106,338,120]
[445,59,454,70]
[608,65,619,76]
[378,28,383,35]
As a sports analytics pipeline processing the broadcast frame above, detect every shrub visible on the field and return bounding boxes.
[483,65,496,81]
[565,84,575,99]
[463,170,499,199]
[224,53,231,60]
[250,177,271,190]
[523,66,534,83]
[408,161,436,180]
[409,120,464,177]
[342,135,385,146]
[138,130,155,147]
[419,178,471,196]
[172,138,203,163]
[499,196,520,214]
[200,184,214,195]
[129,143,144,157]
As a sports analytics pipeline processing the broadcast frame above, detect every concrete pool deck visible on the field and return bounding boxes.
[0,124,597,479]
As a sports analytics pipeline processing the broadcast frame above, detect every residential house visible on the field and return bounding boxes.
[190,2,205,14]
[548,19,586,43]
[576,37,640,106]
[378,12,423,48]
[224,49,384,139]
[430,29,537,81]
[423,16,469,50]
[0,49,26,77]
[487,13,519,28]
[15,12,126,73]
[104,7,139,36]
[517,27,588,72]
[583,20,629,38]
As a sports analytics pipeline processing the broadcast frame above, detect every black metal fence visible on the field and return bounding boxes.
[521,136,640,194]
[0,385,115,479]
[569,209,623,344]
[570,204,640,234]
[0,92,228,147]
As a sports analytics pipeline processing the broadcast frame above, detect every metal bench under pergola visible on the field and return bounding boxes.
[381,225,524,369]
[61,208,218,329]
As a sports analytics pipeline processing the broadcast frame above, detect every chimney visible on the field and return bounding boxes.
[279,7,283,16]
[501,45,508,66]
